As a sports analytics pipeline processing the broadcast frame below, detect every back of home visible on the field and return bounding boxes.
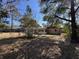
[0,27,62,35]
[33,27,62,35]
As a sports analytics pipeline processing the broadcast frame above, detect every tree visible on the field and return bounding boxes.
[20,15,39,28]
[40,0,79,43]
[20,5,39,28]
[0,9,8,23]
[20,5,39,38]
[3,0,20,30]
[0,0,20,30]
[43,15,62,28]
[0,23,10,29]
[20,15,39,38]
[0,0,9,29]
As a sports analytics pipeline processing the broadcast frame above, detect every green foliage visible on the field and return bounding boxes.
[0,10,8,18]
[43,15,62,28]
[20,5,40,28]
[43,15,54,23]
[0,23,5,28]
[40,0,78,41]
[40,7,48,14]
[0,23,10,29]
[53,23,61,28]
[43,16,53,21]
[63,23,71,36]
[57,7,68,14]
[27,28,33,39]
[20,5,40,39]
[40,0,71,21]
[20,16,39,28]
[63,26,69,33]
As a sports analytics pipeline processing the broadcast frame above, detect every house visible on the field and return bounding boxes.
[45,27,62,35]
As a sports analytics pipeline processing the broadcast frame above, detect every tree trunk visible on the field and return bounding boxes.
[70,0,78,43]
[11,14,13,31]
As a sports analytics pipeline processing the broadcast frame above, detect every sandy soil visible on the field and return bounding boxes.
[34,33,66,42]
[0,32,25,39]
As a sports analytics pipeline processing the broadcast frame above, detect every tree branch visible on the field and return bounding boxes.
[7,0,16,4]
[55,15,71,22]
[75,6,79,13]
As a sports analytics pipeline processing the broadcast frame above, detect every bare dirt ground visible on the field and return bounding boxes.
[0,32,25,39]
[1,33,78,59]
[34,33,66,42]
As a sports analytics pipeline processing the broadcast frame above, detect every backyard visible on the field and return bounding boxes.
[0,32,78,59]
[0,0,79,59]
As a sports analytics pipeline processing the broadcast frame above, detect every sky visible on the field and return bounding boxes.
[16,0,79,26]
[16,0,46,26]
[3,0,79,27]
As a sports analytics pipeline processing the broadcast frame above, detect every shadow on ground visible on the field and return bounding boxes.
[0,37,79,59]
[26,38,62,59]
[25,37,79,59]
[0,36,26,45]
